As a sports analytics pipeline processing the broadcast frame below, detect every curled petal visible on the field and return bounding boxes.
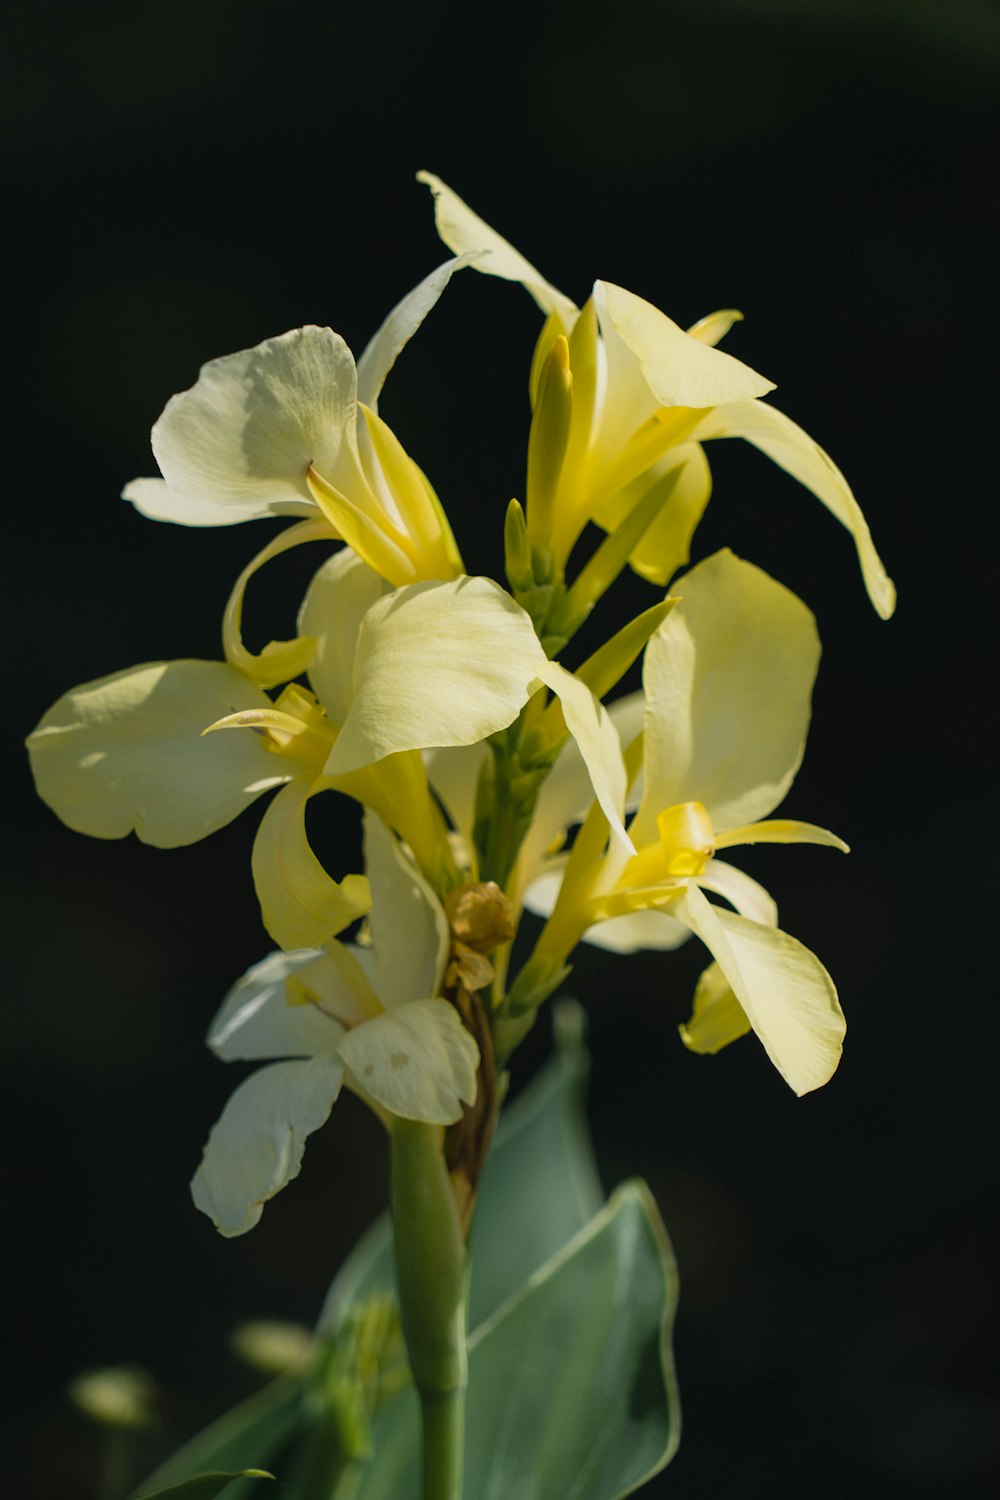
[252,779,371,951]
[124,326,359,526]
[337,999,479,1124]
[679,962,752,1053]
[191,1057,345,1236]
[223,519,334,689]
[690,398,896,619]
[27,660,283,847]
[686,309,744,347]
[676,885,844,1096]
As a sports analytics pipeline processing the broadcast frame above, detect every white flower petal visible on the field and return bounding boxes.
[206,948,349,1062]
[27,661,284,847]
[417,171,578,322]
[191,1056,345,1236]
[338,999,479,1124]
[676,885,844,1095]
[324,577,547,775]
[127,327,358,526]
[357,255,476,409]
[633,549,820,843]
[364,813,449,1010]
[424,742,489,847]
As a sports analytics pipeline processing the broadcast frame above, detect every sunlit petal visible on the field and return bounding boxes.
[697,859,778,927]
[690,398,896,618]
[298,548,392,726]
[27,661,284,847]
[223,518,333,689]
[535,661,632,854]
[714,819,849,852]
[633,549,820,843]
[191,1057,345,1236]
[325,577,548,775]
[599,282,775,408]
[124,327,358,526]
[337,999,479,1124]
[357,255,478,409]
[417,171,578,323]
[676,885,844,1095]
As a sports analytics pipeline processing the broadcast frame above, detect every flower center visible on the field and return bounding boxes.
[621,800,716,887]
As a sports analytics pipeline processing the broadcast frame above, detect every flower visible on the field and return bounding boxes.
[28,546,634,944]
[191,813,480,1236]
[519,549,848,1095]
[122,257,472,589]
[418,172,895,619]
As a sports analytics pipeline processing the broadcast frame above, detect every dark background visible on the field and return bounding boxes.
[5,1,998,1495]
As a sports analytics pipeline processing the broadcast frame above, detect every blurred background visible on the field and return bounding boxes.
[4,0,997,1495]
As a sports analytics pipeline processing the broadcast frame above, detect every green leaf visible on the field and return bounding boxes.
[134,1470,274,1498]
[353,1182,680,1500]
[132,1377,304,1497]
[317,999,603,1337]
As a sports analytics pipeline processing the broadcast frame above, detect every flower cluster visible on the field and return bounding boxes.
[27,175,893,1237]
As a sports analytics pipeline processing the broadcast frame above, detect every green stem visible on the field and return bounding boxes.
[391,1119,468,1500]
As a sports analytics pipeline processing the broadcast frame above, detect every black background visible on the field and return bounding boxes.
[5,2,998,1495]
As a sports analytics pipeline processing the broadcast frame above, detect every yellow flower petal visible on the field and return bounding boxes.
[417,171,578,322]
[690,398,896,619]
[223,519,332,689]
[714,819,849,852]
[676,885,844,1095]
[599,282,775,408]
[633,549,820,843]
[27,660,284,847]
[251,778,371,950]
[679,961,752,1054]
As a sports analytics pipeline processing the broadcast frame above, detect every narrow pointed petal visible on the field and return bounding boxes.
[191,1057,345,1236]
[679,961,752,1053]
[535,661,633,854]
[325,577,548,775]
[417,171,578,322]
[715,819,849,852]
[125,327,359,525]
[251,779,371,951]
[298,548,392,726]
[357,255,477,409]
[224,519,333,689]
[697,859,778,927]
[676,885,844,1095]
[686,309,744,347]
[633,549,820,844]
[364,813,449,1010]
[337,999,479,1123]
[206,948,353,1062]
[691,399,896,618]
[27,661,284,847]
[600,282,775,407]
